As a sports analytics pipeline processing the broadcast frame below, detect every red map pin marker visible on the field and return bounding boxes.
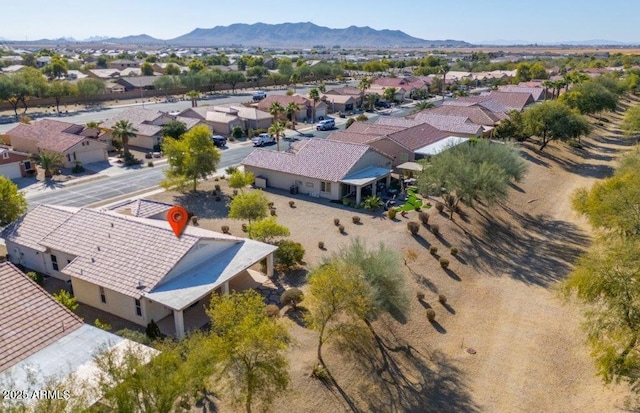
[167,206,189,238]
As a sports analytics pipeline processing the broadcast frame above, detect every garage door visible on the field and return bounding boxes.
[0,163,22,179]
[77,149,107,165]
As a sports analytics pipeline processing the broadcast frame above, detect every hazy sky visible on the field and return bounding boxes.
[2,0,637,43]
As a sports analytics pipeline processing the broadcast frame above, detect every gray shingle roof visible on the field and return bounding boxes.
[0,262,83,371]
[242,138,381,182]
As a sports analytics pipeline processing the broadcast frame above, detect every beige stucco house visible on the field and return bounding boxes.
[1,204,277,339]
[242,138,393,205]
[6,119,108,168]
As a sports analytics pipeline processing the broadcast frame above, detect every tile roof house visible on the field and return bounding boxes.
[0,147,35,179]
[487,90,537,111]
[107,199,173,219]
[497,85,546,102]
[0,262,154,398]
[5,120,108,168]
[324,86,364,107]
[101,107,206,150]
[179,104,273,135]
[116,76,159,91]
[242,138,393,205]
[422,105,503,127]
[412,113,484,137]
[1,205,277,339]
[257,95,327,122]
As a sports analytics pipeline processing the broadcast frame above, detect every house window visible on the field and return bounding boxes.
[23,161,31,170]
[320,182,332,193]
[1,152,8,159]
[135,299,142,317]
[73,152,77,161]
[99,286,106,304]
[51,254,59,271]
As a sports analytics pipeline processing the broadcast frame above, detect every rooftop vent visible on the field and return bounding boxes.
[136,280,146,290]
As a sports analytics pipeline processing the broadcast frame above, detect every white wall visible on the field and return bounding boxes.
[44,248,77,281]
[144,298,172,324]
[5,241,47,274]
[243,166,341,200]
[71,277,146,326]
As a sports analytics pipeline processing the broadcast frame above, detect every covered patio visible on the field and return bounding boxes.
[146,241,277,339]
[414,136,469,158]
[340,165,392,205]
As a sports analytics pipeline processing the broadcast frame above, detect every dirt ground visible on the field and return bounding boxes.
[147,97,639,412]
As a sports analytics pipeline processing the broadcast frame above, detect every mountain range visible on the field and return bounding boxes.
[5,22,471,48]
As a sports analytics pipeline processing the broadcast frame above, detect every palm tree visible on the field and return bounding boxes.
[85,121,103,139]
[358,76,372,108]
[285,101,300,129]
[383,87,397,104]
[110,119,138,156]
[269,102,284,122]
[413,100,434,113]
[268,121,286,152]
[186,90,200,107]
[32,151,63,179]
[289,73,300,92]
[308,88,320,123]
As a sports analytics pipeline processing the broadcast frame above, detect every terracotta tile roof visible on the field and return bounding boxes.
[328,131,384,144]
[6,119,97,153]
[488,90,536,111]
[386,123,449,151]
[374,117,424,129]
[343,122,404,136]
[1,205,77,252]
[321,94,356,104]
[324,86,361,96]
[414,113,484,135]
[442,96,508,115]
[0,262,83,371]
[101,108,165,130]
[108,199,173,218]
[426,105,502,126]
[242,138,383,182]
[497,85,544,101]
[38,208,205,298]
[257,95,309,111]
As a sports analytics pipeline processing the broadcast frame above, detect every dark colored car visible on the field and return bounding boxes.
[375,101,391,108]
[211,135,227,147]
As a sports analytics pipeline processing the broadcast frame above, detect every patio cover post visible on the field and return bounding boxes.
[356,186,362,205]
[386,175,391,186]
[174,309,185,339]
[223,281,230,294]
[372,182,377,197]
[266,252,274,278]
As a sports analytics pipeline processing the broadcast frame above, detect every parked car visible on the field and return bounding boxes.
[211,135,227,147]
[251,133,275,146]
[315,118,335,131]
[252,91,267,101]
[375,101,391,109]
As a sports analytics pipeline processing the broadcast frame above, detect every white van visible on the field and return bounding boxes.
[315,118,335,131]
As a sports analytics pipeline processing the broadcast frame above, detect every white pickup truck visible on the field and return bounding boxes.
[251,133,276,146]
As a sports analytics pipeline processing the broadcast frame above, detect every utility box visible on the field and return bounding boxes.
[255,176,267,189]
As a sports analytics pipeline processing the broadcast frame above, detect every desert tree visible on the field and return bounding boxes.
[207,290,290,413]
[228,170,255,193]
[161,120,187,140]
[559,80,618,115]
[0,176,27,226]
[417,139,526,218]
[622,106,640,137]
[246,217,290,244]
[46,81,77,114]
[228,190,269,223]
[161,125,221,192]
[522,100,591,150]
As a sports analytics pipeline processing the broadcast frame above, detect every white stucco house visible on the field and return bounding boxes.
[1,204,277,339]
[242,138,393,205]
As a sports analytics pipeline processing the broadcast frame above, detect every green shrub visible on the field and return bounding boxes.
[289,200,295,208]
[233,189,238,196]
[338,224,345,234]
[225,166,238,175]
[388,208,397,219]
[241,223,248,232]
[356,114,369,121]
[407,221,420,235]
[275,240,305,272]
[311,363,330,381]
[215,184,221,191]
[416,291,425,301]
[334,218,340,226]
[26,271,44,286]
[439,258,450,269]
[116,329,151,345]
[318,241,325,249]
[270,208,277,216]
[427,308,436,322]
[418,211,429,226]
[438,294,447,304]
[94,318,112,331]
[53,290,78,311]
[352,216,361,224]
[450,247,458,256]
[72,162,85,173]
[265,304,280,318]
[268,201,275,208]
[435,202,445,213]
[191,216,198,225]
[221,225,230,234]
[145,319,162,340]
[431,224,440,235]
[430,246,438,255]
[280,287,304,309]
